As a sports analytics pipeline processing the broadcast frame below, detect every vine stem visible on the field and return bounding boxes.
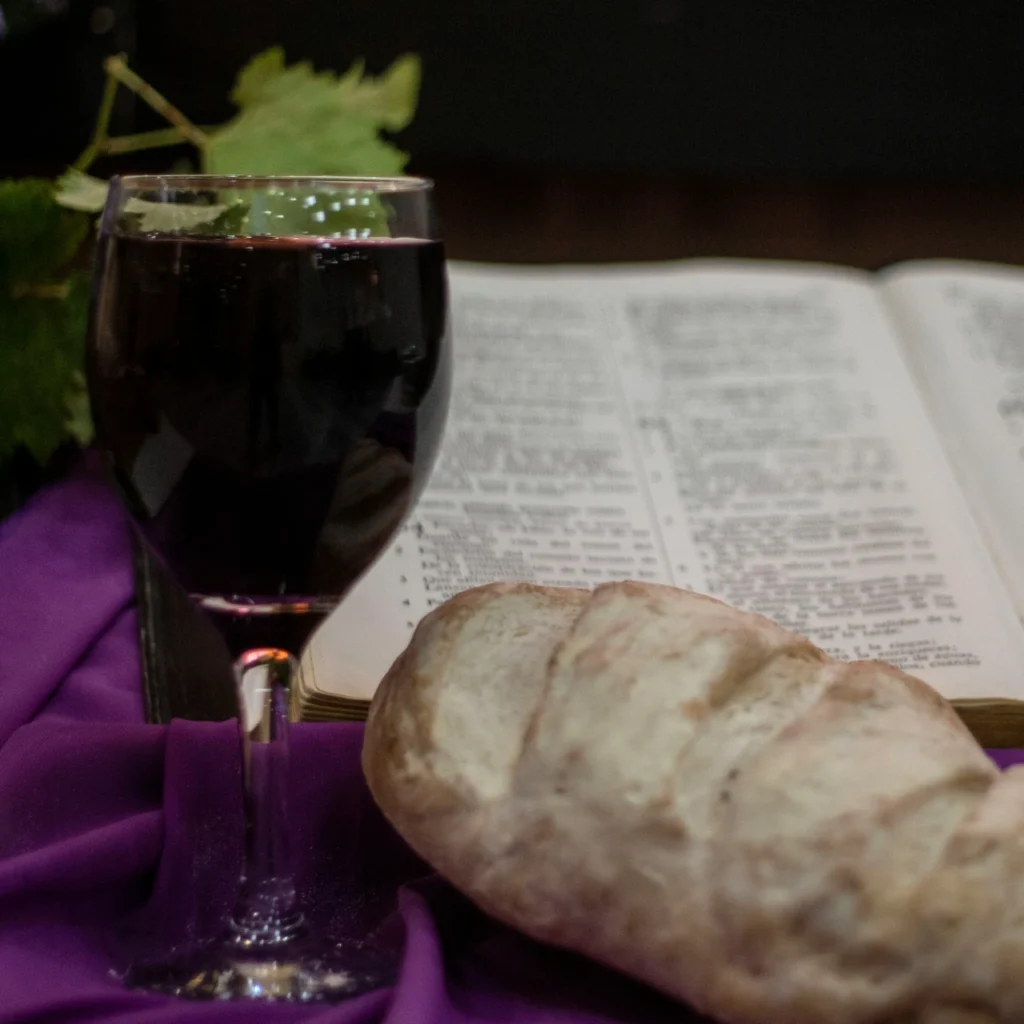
[71,54,210,173]
[102,56,210,150]
[102,126,190,155]
[72,60,119,170]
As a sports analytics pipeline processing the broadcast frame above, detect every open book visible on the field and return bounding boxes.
[297,258,1024,745]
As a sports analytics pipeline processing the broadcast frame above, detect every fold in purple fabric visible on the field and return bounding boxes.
[1,462,1022,1023]
[0,462,694,1023]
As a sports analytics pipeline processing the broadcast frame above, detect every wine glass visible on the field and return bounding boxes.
[86,175,451,1000]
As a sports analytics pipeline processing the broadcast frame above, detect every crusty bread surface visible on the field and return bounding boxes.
[363,581,1018,1024]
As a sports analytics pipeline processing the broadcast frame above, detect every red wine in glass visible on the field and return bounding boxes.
[95,231,448,650]
[87,176,450,1000]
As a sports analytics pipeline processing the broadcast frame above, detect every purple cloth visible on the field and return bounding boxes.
[0,462,695,1023]
[2,462,1023,1023]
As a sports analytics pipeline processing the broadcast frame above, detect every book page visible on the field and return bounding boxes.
[303,260,1024,703]
[882,261,1024,619]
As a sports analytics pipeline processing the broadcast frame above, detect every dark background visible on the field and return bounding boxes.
[4,0,1024,265]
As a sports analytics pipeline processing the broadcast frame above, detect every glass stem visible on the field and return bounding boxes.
[230,648,307,950]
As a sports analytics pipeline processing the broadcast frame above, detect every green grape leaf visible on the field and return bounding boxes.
[203,198,251,235]
[229,47,323,108]
[54,169,109,213]
[118,198,235,234]
[56,171,387,239]
[204,48,415,177]
[335,54,421,131]
[0,273,91,463]
[0,179,90,290]
[57,170,245,234]
[205,108,407,177]
[242,187,391,238]
[230,48,419,131]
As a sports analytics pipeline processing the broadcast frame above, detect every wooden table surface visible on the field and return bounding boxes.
[425,165,1024,270]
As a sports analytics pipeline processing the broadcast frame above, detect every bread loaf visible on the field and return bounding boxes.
[363,580,1024,1024]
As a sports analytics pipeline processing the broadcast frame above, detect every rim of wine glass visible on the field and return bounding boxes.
[111,173,434,193]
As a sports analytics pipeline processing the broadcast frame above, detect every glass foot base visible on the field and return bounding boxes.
[125,941,397,1002]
